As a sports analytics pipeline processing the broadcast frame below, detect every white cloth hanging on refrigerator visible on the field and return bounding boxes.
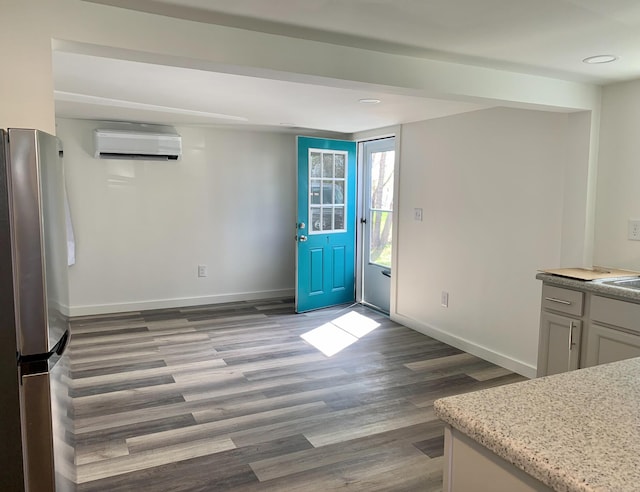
[58,136,76,266]
[64,185,75,266]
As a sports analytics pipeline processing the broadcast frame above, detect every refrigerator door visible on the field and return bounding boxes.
[0,129,27,491]
[7,129,69,358]
[20,371,55,492]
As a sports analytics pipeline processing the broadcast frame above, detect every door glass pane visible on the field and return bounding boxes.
[334,181,344,205]
[334,207,344,230]
[335,154,345,178]
[311,153,322,177]
[310,180,321,204]
[322,208,333,230]
[311,207,321,232]
[368,148,394,266]
[370,151,395,210]
[323,154,334,178]
[369,210,392,267]
[322,181,333,204]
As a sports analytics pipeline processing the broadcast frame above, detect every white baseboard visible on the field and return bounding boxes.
[391,312,537,379]
[68,289,295,317]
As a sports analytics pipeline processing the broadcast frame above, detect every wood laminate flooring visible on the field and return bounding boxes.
[53,299,527,491]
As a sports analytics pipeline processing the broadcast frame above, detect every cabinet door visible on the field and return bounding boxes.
[537,312,581,377]
[585,323,640,367]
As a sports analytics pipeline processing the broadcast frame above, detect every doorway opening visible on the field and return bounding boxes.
[358,137,396,314]
[294,135,396,315]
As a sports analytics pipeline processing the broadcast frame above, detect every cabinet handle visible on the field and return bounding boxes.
[545,297,572,305]
[568,321,575,372]
[569,322,576,348]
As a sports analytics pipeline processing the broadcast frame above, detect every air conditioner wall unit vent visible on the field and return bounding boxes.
[93,129,182,161]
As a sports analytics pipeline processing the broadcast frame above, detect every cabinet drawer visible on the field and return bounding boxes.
[541,285,584,316]
[591,296,640,334]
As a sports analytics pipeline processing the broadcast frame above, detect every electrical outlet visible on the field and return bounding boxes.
[414,208,423,221]
[441,291,449,308]
[197,264,208,277]
[629,220,640,241]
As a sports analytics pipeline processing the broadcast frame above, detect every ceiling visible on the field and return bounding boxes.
[57,0,640,132]
[53,52,487,134]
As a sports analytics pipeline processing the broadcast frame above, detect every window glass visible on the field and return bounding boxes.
[308,150,347,233]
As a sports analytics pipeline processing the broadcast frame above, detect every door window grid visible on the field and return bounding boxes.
[309,149,347,234]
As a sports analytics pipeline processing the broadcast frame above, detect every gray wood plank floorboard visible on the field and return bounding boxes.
[53,298,526,491]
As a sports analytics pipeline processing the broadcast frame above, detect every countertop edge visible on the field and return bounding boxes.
[535,272,640,303]
[434,395,583,492]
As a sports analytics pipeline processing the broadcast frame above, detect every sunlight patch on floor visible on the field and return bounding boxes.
[301,311,381,357]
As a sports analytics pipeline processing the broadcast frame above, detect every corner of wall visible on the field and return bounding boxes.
[391,312,537,378]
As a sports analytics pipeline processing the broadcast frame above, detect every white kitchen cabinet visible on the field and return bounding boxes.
[585,324,640,366]
[584,295,640,367]
[537,285,584,377]
[538,312,581,376]
[538,282,640,376]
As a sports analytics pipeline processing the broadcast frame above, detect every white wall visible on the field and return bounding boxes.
[593,79,640,270]
[57,118,297,315]
[561,111,597,266]
[392,108,579,377]
[0,1,56,132]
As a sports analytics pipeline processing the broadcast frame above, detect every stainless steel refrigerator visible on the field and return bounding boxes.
[0,129,70,491]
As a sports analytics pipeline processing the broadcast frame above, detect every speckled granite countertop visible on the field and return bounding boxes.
[536,272,640,303]
[434,358,640,492]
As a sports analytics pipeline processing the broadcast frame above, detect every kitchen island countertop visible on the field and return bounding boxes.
[434,357,640,492]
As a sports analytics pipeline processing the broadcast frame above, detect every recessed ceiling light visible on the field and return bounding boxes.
[359,98,381,104]
[582,55,618,64]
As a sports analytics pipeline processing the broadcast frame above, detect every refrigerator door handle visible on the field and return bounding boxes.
[19,329,70,376]
[53,329,69,356]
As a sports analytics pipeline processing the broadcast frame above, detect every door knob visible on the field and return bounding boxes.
[299,235,308,242]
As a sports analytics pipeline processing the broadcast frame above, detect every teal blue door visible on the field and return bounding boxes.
[296,137,357,313]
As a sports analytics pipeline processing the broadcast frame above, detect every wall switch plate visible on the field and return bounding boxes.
[414,208,423,221]
[629,220,640,241]
[441,291,449,308]
[198,264,208,277]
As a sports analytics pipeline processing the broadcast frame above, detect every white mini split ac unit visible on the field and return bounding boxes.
[93,129,182,161]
